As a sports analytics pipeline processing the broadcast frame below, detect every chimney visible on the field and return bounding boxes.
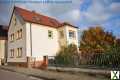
[32,10,36,13]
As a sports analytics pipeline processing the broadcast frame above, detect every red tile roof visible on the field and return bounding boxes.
[13,6,77,28]
[14,6,61,28]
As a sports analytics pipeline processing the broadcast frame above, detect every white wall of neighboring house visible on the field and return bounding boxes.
[7,13,27,62]
[0,40,6,59]
[0,40,6,65]
[26,22,60,60]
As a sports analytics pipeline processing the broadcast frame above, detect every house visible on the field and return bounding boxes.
[7,6,79,68]
[0,25,8,65]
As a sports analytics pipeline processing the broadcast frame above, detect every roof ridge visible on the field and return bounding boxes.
[14,6,77,28]
[15,6,60,23]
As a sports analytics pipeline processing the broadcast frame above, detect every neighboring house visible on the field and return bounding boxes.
[8,6,79,67]
[0,25,8,65]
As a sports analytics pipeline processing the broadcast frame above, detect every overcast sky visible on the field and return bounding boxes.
[0,0,120,38]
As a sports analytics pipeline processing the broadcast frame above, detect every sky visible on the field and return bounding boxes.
[0,0,120,38]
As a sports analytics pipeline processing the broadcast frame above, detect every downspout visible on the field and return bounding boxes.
[28,23,33,68]
[30,23,32,57]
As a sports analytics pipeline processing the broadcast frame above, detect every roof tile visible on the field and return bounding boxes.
[15,7,61,28]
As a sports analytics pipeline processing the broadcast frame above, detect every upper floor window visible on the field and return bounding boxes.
[16,29,22,40]
[17,48,22,58]
[48,30,53,39]
[10,49,14,58]
[10,34,14,42]
[69,30,75,39]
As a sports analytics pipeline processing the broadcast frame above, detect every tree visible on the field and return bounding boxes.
[80,26,116,53]
[79,26,120,67]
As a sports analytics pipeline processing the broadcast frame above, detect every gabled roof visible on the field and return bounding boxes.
[14,6,61,28]
[59,22,78,28]
[9,6,78,29]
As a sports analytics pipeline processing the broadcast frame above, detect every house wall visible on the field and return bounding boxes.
[26,22,60,61]
[7,10,79,68]
[57,27,67,47]
[7,13,27,63]
[65,25,79,47]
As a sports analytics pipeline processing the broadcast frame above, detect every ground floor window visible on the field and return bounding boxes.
[10,49,14,58]
[17,48,22,58]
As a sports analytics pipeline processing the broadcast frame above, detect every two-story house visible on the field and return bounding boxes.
[8,6,79,67]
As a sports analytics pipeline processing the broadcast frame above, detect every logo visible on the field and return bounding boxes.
[111,71,119,80]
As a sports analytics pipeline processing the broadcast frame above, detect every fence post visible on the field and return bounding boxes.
[27,57,32,68]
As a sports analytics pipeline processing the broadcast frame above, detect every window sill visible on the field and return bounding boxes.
[16,56,22,58]
[16,38,22,40]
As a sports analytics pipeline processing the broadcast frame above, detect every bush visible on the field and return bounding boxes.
[55,44,78,66]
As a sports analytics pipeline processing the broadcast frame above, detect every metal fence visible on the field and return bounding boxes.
[48,53,120,69]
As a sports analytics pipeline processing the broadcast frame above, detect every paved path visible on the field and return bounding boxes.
[48,66,110,75]
[0,69,43,80]
[0,66,109,80]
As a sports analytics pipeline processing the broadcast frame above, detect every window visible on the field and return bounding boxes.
[10,49,14,58]
[17,48,22,58]
[19,29,22,39]
[13,17,17,26]
[59,31,64,38]
[16,29,22,40]
[16,31,19,39]
[10,34,14,42]
[69,30,75,38]
[48,30,53,38]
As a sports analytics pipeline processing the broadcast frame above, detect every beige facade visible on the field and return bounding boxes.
[7,7,79,67]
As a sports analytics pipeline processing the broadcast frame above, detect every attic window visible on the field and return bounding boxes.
[32,16,41,21]
[49,19,57,25]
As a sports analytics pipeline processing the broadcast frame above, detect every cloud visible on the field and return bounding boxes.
[57,9,81,24]
[110,3,120,13]
[80,0,111,23]
[16,0,82,17]
[0,0,82,25]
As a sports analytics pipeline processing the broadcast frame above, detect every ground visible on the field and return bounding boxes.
[0,69,43,80]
